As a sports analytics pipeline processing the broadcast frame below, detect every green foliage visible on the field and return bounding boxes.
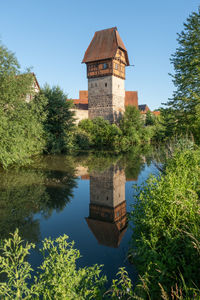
[78,107,152,153]
[120,106,153,146]
[106,268,135,299]
[0,43,47,168]
[129,148,200,298]
[79,117,124,152]
[0,43,20,75]
[0,230,137,299]
[41,85,75,154]
[35,235,107,299]
[164,7,200,142]
[151,109,172,141]
[145,111,155,126]
[0,229,36,299]
[73,127,92,150]
[0,156,77,242]
[120,106,143,142]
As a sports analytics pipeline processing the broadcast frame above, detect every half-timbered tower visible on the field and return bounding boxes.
[82,27,130,123]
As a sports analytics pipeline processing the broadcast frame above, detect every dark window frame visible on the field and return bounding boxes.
[103,63,108,70]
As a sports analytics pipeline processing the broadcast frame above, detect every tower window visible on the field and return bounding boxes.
[103,63,108,69]
[115,63,118,70]
[105,83,107,87]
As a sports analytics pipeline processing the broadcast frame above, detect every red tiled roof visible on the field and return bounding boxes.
[125,91,138,108]
[81,174,90,180]
[82,27,129,65]
[152,111,160,116]
[79,90,88,100]
[73,99,88,105]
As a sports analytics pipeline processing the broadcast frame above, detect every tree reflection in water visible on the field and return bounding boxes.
[0,148,152,246]
[0,156,77,243]
[84,148,149,248]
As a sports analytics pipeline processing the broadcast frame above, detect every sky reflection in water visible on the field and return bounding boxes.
[0,149,160,283]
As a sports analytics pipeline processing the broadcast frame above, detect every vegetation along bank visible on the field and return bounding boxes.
[0,6,199,299]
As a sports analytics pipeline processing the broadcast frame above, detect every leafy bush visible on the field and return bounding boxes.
[129,149,200,298]
[0,76,47,168]
[145,111,155,126]
[0,230,137,299]
[73,127,91,150]
[79,117,123,151]
[0,230,107,299]
[0,43,47,169]
[77,107,152,153]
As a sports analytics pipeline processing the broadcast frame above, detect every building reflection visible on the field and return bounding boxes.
[85,165,127,248]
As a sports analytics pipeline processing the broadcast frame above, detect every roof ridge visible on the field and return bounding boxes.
[82,27,129,65]
[95,27,117,33]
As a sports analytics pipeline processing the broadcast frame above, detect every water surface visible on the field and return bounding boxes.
[0,149,159,283]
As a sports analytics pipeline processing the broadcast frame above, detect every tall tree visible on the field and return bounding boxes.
[0,43,47,168]
[166,7,200,138]
[41,85,75,153]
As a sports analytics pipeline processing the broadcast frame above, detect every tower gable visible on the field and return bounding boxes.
[82,27,129,66]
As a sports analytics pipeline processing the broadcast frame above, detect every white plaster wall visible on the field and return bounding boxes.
[112,76,125,97]
[72,109,88,125]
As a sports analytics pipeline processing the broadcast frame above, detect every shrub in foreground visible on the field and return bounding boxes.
[0,230,134,299]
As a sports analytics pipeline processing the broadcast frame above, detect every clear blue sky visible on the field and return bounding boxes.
[0,0,199,110]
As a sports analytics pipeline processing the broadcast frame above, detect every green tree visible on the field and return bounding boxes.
[120,106,145,145]
[0,43,47,168]
[166,7,200,139]
[79,117,123,151]
[41,85,75,153]
[145,110,155,126]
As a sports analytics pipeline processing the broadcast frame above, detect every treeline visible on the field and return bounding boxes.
[0,41,158,169]
[153,7,200,143]
[74,106,155,152]
[0,42,76,168]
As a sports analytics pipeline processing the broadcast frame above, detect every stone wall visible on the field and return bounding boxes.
[72,109,88,125]
[90,165,125,208]
[88,75,125,123]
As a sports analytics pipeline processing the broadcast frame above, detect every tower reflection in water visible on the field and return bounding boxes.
[86,165,127,248]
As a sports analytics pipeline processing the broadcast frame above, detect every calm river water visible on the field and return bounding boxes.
[0,149,159,283]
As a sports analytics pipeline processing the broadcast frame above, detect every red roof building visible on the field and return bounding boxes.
[70,90,138,109]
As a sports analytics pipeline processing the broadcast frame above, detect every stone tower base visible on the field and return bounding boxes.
[88,76,125,123]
